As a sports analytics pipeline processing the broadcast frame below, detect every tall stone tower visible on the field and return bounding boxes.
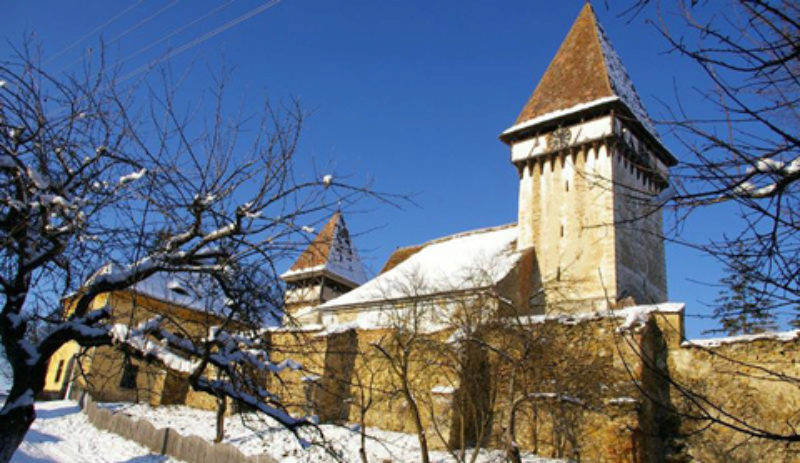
[499,4,677,310]
[280,212,367,323]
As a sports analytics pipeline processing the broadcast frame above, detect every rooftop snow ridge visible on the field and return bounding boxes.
[412,222,516,248]
[500,96,618,137]
[594,17,657,137]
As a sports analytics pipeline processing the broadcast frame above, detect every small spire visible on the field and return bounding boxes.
[280,212,367,287]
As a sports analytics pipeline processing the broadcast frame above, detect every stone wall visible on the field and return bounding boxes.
[669,333,800,462]
[612,141,667,304]
[480,315,668,462]
[48,295,800,462]
[265,310,677,462]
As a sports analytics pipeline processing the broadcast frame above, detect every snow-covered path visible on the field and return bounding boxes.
[11,400,179,463]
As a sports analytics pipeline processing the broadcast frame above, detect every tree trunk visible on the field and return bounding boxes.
[359,408,369,463]
[215,396,227,443]
[0,389,36,463]
[504,373,522,463]
[405,389,430,463]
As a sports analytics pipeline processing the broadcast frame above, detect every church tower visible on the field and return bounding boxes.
[280,212,367,323]
[500,4,677,310]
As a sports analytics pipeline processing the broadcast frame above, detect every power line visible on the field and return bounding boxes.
[45,0,145,65]
[121,0,281,83]
[57,0,181,74]
[107,0,180,48]
[118,0,237,68]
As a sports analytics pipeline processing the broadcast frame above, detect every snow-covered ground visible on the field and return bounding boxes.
[10,400,565,463]
[11,400,179,463]
[99,401,565,463]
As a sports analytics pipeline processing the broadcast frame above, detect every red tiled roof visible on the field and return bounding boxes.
[515,3,614,125]
[288,212,341,272]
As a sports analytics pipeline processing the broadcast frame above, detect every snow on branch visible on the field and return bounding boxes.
[109,317,307,414]
[729,154,800,199]
[109,317,201,374]
[118,168,146,185]
[192,377,312,431]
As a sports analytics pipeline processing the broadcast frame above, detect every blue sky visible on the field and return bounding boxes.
[2,0,744,338]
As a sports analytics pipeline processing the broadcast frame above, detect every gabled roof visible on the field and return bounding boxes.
[86,264,280,326]
[280,212,367,287]
[507,3,657,138]
[319,224,521,310]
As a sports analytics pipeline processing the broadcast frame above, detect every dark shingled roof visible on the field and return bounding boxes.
[281,212,367,286]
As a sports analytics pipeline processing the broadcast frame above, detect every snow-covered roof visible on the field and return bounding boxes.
[87,264,279,326]
[131,271,224,314]
[280,212,367,287]
[504,3,659,141]
[135,272,281,326]
[319,224,521,310]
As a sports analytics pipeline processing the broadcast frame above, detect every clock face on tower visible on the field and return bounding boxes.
[547,127,572,151]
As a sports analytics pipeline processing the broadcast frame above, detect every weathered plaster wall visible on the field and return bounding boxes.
[611,122,668,304]
[517,142,619,311]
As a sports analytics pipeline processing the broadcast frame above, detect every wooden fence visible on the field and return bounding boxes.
[69,387,277,463]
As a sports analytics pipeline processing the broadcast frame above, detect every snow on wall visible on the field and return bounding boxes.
[513,302,684,328]
[682,330,800,348]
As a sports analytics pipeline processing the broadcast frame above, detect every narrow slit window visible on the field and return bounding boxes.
[54,360,65,383]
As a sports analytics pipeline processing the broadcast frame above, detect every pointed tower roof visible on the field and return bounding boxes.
[501,3,675,166]
[280,212,368,287]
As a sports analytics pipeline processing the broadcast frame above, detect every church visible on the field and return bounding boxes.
[43,4,800,462]
[281,2,675,327]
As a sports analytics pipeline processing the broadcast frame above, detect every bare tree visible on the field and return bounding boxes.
[0,45,386,461]
[370,272,441,463]
[582,2,800,456]
[625,0,800,316]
